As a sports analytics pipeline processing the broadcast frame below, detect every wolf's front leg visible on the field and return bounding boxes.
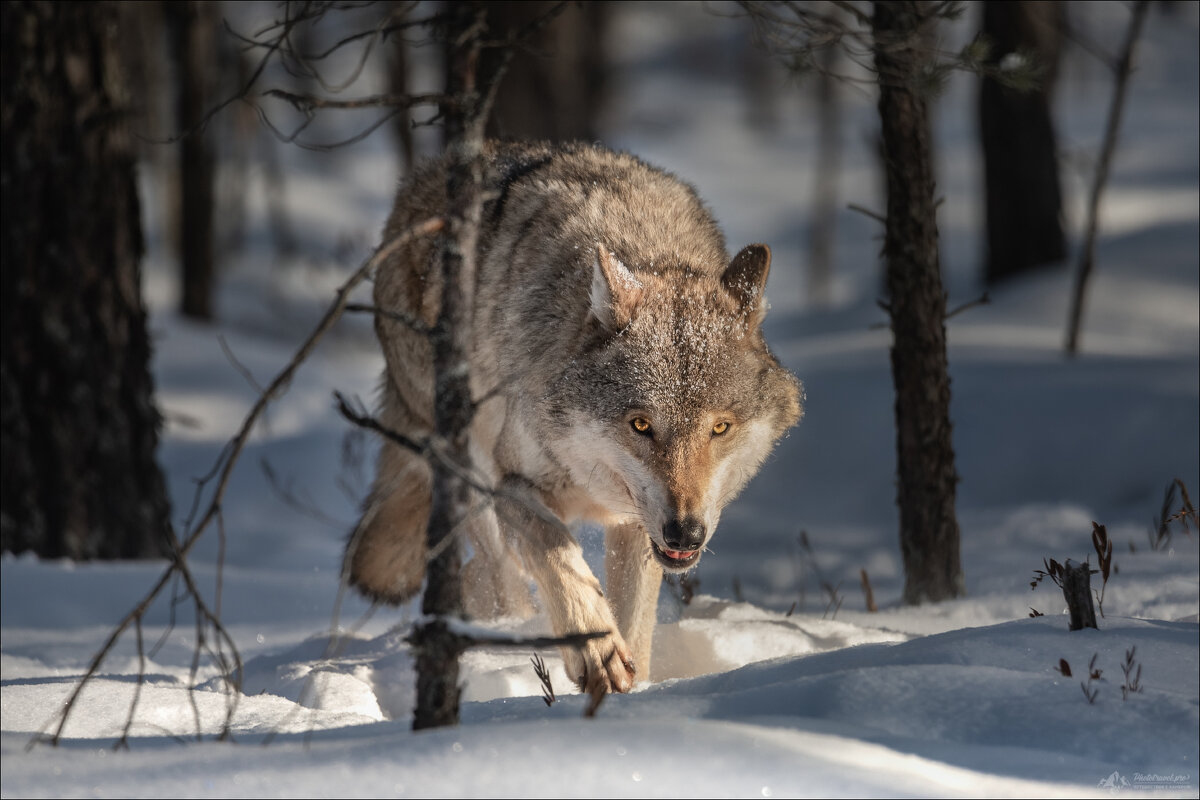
[495,482,636,693]
[605,522,662,682]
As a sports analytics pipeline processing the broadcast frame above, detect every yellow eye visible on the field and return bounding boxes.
[631,417,652,435]
[712,421,730,436]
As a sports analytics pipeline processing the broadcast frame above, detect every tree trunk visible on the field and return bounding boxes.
[478,1,607,142]
[1061,559,1098,631]
[1,1,171,560]
[165,0,217,321]
[979,1,1066,285]
[808,42,841,308]
[412,3,488,731]
[872,1,964,604]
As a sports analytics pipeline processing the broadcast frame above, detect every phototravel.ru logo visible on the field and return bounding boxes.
[1098,770,1194,794]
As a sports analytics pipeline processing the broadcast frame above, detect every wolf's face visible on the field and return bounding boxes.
[550,245,803,572]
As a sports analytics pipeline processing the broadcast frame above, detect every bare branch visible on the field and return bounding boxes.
[29,216,444,749]
[263,89,446,112]
[847,202,886,224]
[407,623,606,652]
[343,302,429,334]
[945,291,990,321]
[1065,2,1151,355]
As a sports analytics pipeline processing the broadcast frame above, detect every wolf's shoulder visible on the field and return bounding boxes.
[481,140,702,199]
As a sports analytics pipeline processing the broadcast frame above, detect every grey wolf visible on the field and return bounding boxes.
[345,141,803,693]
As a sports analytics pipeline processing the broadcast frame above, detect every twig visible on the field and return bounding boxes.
[1091,522,1113,618]
[1080,652,1102,704]
[1120,646,1142,699]
[531,654,556,707]
[1065,1,1151,355]
[848,202,887,224]
[859,568,877,612]
[218,335,265,395]
[263,89,445,112]
[945,291,990,321]
[343,302,429,334]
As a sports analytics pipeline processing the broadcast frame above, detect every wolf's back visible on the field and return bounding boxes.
[374,142,732,381]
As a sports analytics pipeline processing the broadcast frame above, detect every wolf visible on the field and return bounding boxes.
[344,141,802,693]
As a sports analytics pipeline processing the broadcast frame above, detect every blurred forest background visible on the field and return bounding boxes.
[2,0,1194,564]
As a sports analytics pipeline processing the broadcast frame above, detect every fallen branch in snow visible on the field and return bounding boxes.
[28,216,443,751]
[409,619,605,655]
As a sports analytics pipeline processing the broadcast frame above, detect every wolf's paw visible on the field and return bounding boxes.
[565,631,636,694]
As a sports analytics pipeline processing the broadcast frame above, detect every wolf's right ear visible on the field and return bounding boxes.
[722,244,771,326]
[590,244,644,329]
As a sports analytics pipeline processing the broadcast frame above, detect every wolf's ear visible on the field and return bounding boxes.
[722,244,771,325]
[590,244,644,329]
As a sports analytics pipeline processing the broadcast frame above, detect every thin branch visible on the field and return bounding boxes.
[218,334,265,395]
[1065,2,1150,356]
[262,457,350,529]
[847,202,887,224]
[263,89,446,112]
[408,624,607,652]
[332,393,494,500]
[945,291,990,321]
[344,302,430,334]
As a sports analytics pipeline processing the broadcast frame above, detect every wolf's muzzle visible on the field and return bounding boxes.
[662,518,706,552]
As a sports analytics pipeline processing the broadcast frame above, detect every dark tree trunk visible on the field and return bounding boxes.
[872,1,964,604]
[388,1,415,175]
[413,3,488,731]
[165,0,217,321]
[808,42,841,308]
[1,1,171,560]
[979,1,1066,285]
[1061,559,1098,631]
[477,1,607,142]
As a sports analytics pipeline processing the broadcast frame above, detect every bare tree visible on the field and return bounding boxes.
[165,0,220,321]
[20,1,597,742]
[410,1,487,731]
[808,38,842,307]
[478,1,609,142]
[742,0,965,603]
[1,0,171,560]
[873,1,964,602]
[978,1,1067,285]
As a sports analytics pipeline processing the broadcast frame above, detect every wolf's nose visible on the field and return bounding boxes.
[662,518,706,552]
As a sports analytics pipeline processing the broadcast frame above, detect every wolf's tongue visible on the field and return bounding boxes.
[664,549,693,560]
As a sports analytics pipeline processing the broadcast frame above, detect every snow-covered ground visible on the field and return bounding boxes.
[3,3,1198,797]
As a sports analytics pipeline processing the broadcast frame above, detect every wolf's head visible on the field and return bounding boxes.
[549,243,803,572]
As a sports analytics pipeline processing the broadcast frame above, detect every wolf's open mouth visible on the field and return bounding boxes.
[651,541,701,571]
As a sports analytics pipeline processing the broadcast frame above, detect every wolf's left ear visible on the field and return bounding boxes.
[722,244,771,325]
[590,244,644,329]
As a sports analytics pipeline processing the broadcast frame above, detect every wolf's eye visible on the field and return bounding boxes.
[712,421,730,436]
[631,417,652,435]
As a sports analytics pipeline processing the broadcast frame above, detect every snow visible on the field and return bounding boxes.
[3,3,1198,798]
